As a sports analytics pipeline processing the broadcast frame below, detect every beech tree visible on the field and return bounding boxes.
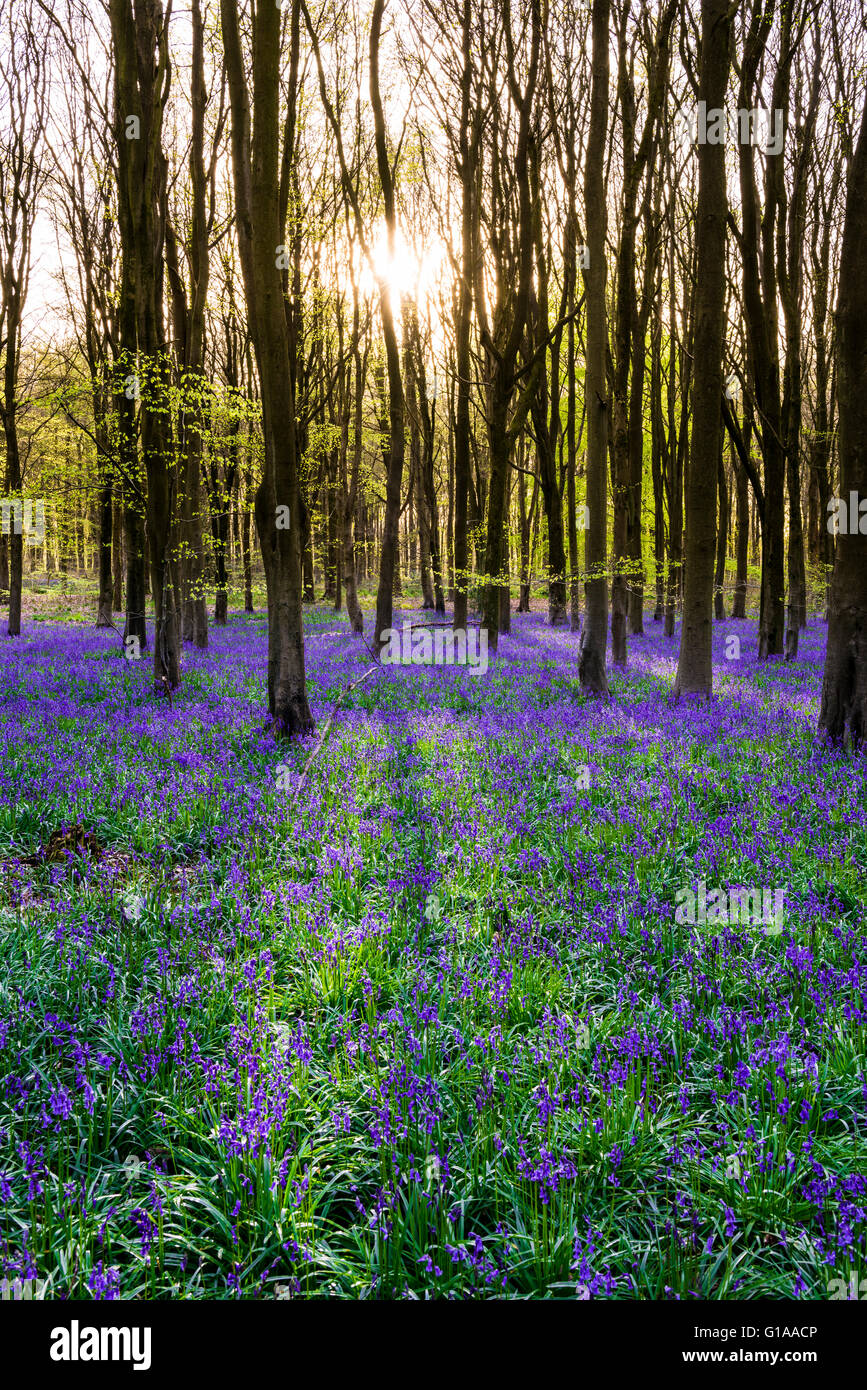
[609,0,677,665]
[221,0,313,733]
[165,0,225,650]
[110,0,180,690]
[0,0,48,638]
[578,0,609,695]
[819,81,867,746]
[673,0,732,699]
[476,0,541,655]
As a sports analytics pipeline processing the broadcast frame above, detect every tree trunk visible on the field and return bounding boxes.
[738,7,787,661]
[112,497,123,611]
[340,315,364,634]
[714,448,728,622]
[732,414,749,619]
[3,424,23,637]
[452,65,474,634]
[481,387,511,651]
[110,0,180,691]
[650,303,666,622]
[579,0,610,694]
[819,88,867,746]
[96,475,113,626]
[369,1,406,652]
[673,0,731,698]
[242,493,253,613]
[222,0,312,733]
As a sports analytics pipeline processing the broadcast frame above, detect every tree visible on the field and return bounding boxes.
[367,0,405,651]
[221,0,313,733]
[303,0,406,652]
[527,133,569,627]
[476,0,542,655]
[165,0,225,650]
[0,0,48,638]
[578,0,609,694]
[673,0,732,698]
[110,0,180,690]
[609,0,677,664]
[735,0,791,662]
[819,81,867,747]
[780,25,820,658]
[544,0,591,634]
[339,283,367,634]
[45,2,119,630]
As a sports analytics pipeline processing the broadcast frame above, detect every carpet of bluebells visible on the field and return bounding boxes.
[0,603,865,1300]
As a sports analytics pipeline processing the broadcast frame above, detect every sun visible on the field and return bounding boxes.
[344,219,448,347]
[369,225,423,304]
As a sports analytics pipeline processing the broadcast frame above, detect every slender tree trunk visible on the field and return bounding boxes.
[453,98,472,635]
[566,317,582,631]
[782,50,819,657]
[481,386,511,651]
[579,0,610,694]
[222,0,312,732]
[819,88,867,746]
[96,480,114,626]
[116,269,148,653]
[123,490,148,651]
[300,493,314,602]
[340,319,364,634]
[112,497,123,611]
[627,197,656,635]
[738,8,787,661]
[111,0,180,690]
[242,486,253,613]
[3,426,23,638]
[673,0,731,698]
[517,446,534,613]
[212,416,237,625]
[664,218,688,639]
[650,306,666,622]
[732,415,749,618]
[369,1,405,652]
[714,448,728,621]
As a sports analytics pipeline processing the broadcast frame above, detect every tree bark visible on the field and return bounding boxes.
[96,474,113,626]
[819,86,867,747]
[732,414,750,618]
[673,0,732,698]
[222,0,312,732]
[367,0,406,652]
[110,0,180,690]
[714,448,728,622]
[579,0,610,694]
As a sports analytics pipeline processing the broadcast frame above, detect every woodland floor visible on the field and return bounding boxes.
[0,588,864,1298]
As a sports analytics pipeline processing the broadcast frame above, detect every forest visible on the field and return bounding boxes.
[0,0,866,1326]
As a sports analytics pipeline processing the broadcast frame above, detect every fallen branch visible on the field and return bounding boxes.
[407,618,482,630]
[289,663,378,808]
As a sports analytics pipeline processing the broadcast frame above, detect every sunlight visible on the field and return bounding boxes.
[361,221,446,317]
[370,227,420,301]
